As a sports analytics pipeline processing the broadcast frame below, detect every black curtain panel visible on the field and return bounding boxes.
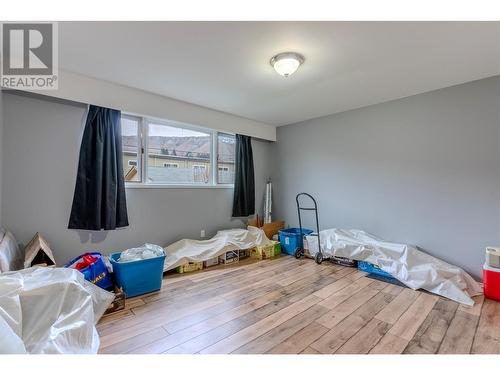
[232,134,255,217]
[68,105,129,230]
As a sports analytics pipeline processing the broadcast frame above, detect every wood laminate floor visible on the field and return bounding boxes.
[97,255,500,354]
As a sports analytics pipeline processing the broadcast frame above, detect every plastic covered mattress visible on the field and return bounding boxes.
[0,229,23,273]
[0,267,114,353]
[305,228,482,306]
[163,226,273,271]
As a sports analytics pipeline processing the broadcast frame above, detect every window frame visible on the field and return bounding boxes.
[216,132,236,185]
[121,114,143,184]
[122,114,235,189]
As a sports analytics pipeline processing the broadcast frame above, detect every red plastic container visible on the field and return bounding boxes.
[483,263,500,301]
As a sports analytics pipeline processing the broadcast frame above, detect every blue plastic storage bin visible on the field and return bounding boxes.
[358,260,395,279]
[278,228,314,256]
[109,252,166,298]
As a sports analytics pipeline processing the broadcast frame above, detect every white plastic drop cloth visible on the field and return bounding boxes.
[118,243,165,262]
[0,230,24,273]
[305,229,482,306]
[0,267,114,354]
[163,227,273,271]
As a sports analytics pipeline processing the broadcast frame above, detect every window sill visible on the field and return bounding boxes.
[125,183,234,189]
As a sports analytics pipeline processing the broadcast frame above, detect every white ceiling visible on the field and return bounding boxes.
[59,22,500,126]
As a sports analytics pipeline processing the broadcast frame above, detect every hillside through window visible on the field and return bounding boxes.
[147,123,211,184]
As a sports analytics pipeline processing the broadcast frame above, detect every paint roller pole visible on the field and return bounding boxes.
[264,179,272,224]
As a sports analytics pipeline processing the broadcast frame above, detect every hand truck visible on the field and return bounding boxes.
[295,192,324,264]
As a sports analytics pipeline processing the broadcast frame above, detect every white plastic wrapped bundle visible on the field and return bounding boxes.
[118,243,165,262]
[0,267,114,354]
[163,227,273,271]
[0,230,23,273]
[305,228,482,306]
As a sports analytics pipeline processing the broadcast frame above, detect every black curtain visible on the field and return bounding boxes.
[68,105,129,230]
[232,134,255,217]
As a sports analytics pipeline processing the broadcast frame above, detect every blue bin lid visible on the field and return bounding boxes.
[279,228,314,235]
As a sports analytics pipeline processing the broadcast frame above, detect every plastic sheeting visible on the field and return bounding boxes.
[118,244,165,262]
[0,267,114,354]
[0,230,23,273]
[163,227,273,271]
[305,229,482,306]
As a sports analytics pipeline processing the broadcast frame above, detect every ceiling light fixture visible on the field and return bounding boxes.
[270,52,305,77]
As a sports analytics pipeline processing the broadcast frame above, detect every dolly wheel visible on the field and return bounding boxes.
[294,248,303,259]
[315,252,323,264]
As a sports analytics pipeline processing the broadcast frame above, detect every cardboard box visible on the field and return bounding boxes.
[175,261,203,274]
[24,233,56,268]
[103,287,126,315]
[250,241,280,260]
[247,219,285,240]
[219,250,239,264]
[239,249,250,259]
[203,257,219,268]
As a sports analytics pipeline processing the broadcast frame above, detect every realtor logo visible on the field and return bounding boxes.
[1,22,58,90]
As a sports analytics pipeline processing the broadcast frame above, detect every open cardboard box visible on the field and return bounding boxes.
[248,217,285,240]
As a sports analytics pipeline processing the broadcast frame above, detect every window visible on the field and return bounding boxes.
[163,163,178,168]
[120,115,234,187]
[192,165,208,183]
[217,133,235,184]
[147,122,211,184]
[121,116,141,182]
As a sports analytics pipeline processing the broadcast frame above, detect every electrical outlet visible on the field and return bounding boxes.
[200,230,206,238]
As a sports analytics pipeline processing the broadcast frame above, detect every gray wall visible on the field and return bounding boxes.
[0,92,273,264]
[274,76,500,279]
[0,90,3,228]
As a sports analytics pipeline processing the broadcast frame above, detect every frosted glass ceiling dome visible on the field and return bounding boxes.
[270,52,305,77]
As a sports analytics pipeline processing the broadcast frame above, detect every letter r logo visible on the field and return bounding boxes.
[2,23,53,75]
